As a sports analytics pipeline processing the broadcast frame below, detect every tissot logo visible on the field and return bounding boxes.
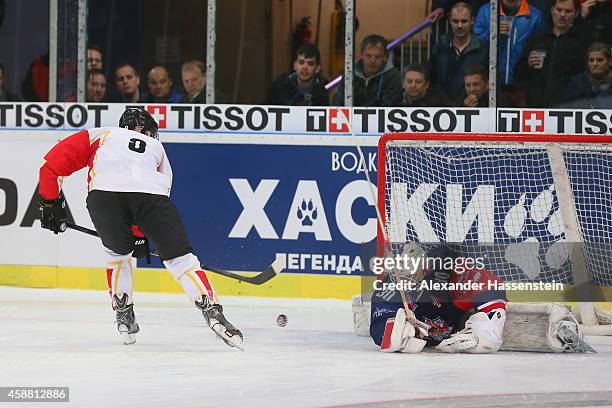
[306,108,327,132]
[521,110,545,132]
[498,109,545,133]
[306,108,351,132]
[497,110,520,132]
[146,105,167,128]
[0,103,108,128]
[329,108,350,132]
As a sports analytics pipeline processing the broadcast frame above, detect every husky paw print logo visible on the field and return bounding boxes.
[503,185,569,279]
[297,199,318,226]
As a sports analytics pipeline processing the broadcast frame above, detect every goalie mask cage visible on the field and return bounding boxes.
[377,133,612,335]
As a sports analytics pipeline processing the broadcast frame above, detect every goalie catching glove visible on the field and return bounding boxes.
[39,195,67,234]
[436,308,506,353]
[380,308,429,353]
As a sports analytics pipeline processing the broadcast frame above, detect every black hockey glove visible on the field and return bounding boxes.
[40,196,67,234]
[132,235,151,264]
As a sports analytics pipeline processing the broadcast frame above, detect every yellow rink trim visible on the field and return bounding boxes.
[1,265,611,308]
[0,265,366,300]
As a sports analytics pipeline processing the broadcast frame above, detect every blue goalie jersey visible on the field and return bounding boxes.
[370,261,507,347]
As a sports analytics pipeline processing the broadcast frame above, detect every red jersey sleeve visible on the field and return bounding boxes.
[39,130,91,200]
[449,268,507,312]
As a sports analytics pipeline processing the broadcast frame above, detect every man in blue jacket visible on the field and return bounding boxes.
[475,0,543,105]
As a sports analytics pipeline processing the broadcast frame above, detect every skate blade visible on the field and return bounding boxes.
[220,336,244,351]
[212,327,244,351]
[118,324,137,345]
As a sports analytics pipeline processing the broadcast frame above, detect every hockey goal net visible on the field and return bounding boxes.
[377,133,612,334]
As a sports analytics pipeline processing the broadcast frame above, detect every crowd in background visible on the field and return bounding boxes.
[0,0,610,109]
[265,0,611,109]
[0,45,208,105]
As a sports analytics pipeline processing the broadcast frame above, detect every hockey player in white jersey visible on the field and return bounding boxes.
[38,108,243,348]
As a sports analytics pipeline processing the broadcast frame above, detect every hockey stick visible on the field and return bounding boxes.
[338,110,428,337]
[148,250,285,285]
[65,222,285,285]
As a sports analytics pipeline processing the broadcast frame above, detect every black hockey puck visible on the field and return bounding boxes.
[276,314,288,327]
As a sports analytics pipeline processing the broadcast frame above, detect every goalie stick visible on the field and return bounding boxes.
[65,222,285,285]
[337,110,428,339]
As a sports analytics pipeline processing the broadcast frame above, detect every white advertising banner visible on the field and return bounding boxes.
[0,137,107,266]
[0,103,610,134]
[1,103,610,269]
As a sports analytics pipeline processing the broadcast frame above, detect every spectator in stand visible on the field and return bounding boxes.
[146,66,183,103]
[333,34,403,107]
[579,0,612,44]
[86,69,107,102]
[264,44,329,106]
[22,53,49,102]
[401,64,444,107]
[0,64,21,102]
[454,65,495,106]
[562,41,612,108]
[87,45,103,71]
[113,64,145,103]
[429,0,486,22]
[428,2,489,102]
[475,0,543,106]
[180,60,206,103]
[516,0,593,107]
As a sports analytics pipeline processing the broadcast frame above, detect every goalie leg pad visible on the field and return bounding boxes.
[352,293,372,337]
[164,253,218,304]
[501,303,595,353]
[380,308,427,353]
[436,308,506,353]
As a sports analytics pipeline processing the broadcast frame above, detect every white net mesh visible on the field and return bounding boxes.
[380,136,612,289]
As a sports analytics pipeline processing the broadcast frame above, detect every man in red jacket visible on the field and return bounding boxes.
[38,108,243,349]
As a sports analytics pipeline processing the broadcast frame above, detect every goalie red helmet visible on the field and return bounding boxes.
[119,108,159,140]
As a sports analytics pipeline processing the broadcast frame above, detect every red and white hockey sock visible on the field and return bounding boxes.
[164,253,218,304]
[105,251,134,305]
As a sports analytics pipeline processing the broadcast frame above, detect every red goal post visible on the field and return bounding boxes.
[377,132,612,334]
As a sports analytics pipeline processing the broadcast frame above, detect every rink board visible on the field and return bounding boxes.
[0,128,381,299]
[0,264,365,299]
[1,103,611,299]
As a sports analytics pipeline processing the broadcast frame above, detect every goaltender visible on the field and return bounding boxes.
[370,244,507,353]
[368,243,595,354]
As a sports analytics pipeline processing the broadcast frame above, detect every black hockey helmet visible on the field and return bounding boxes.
[119,108,159,139]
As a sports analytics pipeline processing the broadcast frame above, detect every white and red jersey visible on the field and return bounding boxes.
[39,127,172,200]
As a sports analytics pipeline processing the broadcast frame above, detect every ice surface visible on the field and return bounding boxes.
[1,286,611,408]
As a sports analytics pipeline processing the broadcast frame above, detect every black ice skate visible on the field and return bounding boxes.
[113,293,140,345]
[196,295,244,350]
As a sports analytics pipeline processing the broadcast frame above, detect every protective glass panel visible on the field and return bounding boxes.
[0,0,50,102]
[87,0,207,104]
